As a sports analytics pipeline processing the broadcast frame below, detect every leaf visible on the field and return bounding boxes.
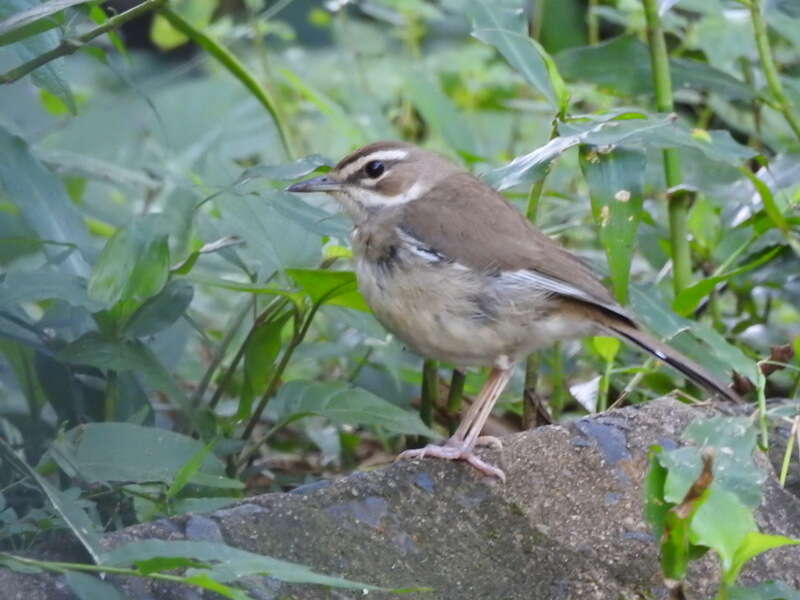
[659,0,681,15]
[0,1,75,112]
[103,539,388,590]
[166,439,217,501]
[0,267,101,311]
[727,532,800,584]
[0,0,90,46]
[65,571,128,600]
[150,0,218,50]
[87,218,170,308]
[123,279,195,338]
[404,67,480,156]
[580,146,645,304]
[591,336,621,362]
[672,246,783,316]
[464,0,562,109]
[286,269,370,312]
[51,422,232,485]
[267,380,439,438]
[555,35,758,102]
[240,155,332,182]
[690,486,756,573]
[0,438,103,564]
[643,446,670,541]
[0,125,90,274]
[57,333,189,410]
[241,313,291,419]
[729,581,800,600]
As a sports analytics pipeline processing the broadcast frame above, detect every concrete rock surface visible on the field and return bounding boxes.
[4,398,800,599]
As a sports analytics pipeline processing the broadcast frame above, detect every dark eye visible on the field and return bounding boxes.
[364,160,384,178]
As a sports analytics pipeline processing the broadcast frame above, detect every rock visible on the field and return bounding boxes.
[3,398,800,599]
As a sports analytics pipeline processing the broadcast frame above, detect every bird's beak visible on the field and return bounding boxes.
[286,174,342,193]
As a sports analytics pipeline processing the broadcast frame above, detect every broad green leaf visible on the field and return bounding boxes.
[57,333,189,410]
[672,246,783,316]
[180,573,252,600]
[727,532,800,584]
[580,146,645,304]
[729,581,800,600]
[286,269,370,312]
[0,0,92,46]
[0,126,90,273]
[740,167,789,233]
[88,219,170,308]
[268,380,439,438]
[241,155,332,182]
[0,1,75,112]
[690,486,756,573]
[556,35,758,102]
[165,439,217,501]
[0,438,102,564]
[103,539,387,590]
[241,312,291,419]
[405,67,480,156]
[643,446,669,541]
[464,0,561,109]
[0,267,100,311]
[123,279,195,338]
[150,0,218,50]
[65,571,128,600]
[591,336,621,362]
[51,422,230,484]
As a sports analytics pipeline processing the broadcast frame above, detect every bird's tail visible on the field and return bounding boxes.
[603,320,740,403]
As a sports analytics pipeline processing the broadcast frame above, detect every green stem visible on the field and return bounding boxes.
[778,416,797,487]
[445,369,466,434]
[158,7,296,158]
[587,0,599,45]
[642,0,692,295]
[420,359,438,429]
[530,0,544,41]
[0,0,166,85]
[748,0,800,141]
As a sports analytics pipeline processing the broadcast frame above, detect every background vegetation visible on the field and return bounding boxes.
[0,0,799,597]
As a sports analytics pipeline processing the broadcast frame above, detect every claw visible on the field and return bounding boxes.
[474,435,503,450]
[396,442,505,481]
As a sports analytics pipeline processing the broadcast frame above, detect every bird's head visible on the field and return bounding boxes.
[286,141,460,222]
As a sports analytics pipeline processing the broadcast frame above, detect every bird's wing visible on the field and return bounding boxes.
[400,172,630,320]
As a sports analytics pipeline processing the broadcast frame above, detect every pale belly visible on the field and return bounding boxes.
[355,253,595,367]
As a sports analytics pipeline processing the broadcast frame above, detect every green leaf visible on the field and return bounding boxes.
[166,439,217,501]
[0,267,100,311]
[87,219,170,308]
[0,1,75,112]
[0,438,103,564]
[404,66,479,156]
[241,312,291,419]
[134,556,211,575]
[0,125,90,273]
[103,539,388,590]
[643,446,669,541]
[580,146,645,304]
[268,380,439,438]
[672,246,783,316]
[51,422,229,484]
[555,35,758,102]
[0,0,85,46]
[591,336,621,362]
[150,0,218,50]
[123,279,195,338]
[727,532,800,584]
[241,155,332,182]
[464,0,563,110]
[285,269,370,312]
[729,581,800,600]
[64,571,128,600]
[57,333,189,410]
[690,486,756,573]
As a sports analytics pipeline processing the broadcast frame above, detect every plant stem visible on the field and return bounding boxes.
[587,0,599,45]
[642,0,692,295]
[420,359,438,429]
[748,0,800,141]
[445,369,466,434]
[159,7,296,159]
[0,0,167,85]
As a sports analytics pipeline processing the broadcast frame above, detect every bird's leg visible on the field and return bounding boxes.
[396,365,514,480]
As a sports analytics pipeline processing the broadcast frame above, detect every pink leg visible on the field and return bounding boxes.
[396,365,514,481]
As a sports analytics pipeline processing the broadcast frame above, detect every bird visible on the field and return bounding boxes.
[287,140,738,481]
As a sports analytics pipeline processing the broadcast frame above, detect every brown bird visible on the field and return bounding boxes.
[287,141,737,481]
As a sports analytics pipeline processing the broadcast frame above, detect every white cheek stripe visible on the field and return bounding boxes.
[368,180,429,206]
[337,149,409,179]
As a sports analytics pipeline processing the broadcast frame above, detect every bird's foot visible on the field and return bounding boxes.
[396,440,505,482]
[475,435,502,450]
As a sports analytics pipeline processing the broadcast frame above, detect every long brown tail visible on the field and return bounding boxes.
[603,320,740,403]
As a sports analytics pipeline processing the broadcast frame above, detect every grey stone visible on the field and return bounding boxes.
[3,398,799,599]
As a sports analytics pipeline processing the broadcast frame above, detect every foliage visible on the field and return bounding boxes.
[644,417,800,599]
[1,0,800,596]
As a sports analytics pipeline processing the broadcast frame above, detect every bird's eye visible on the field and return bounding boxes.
[364,160,385,178]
